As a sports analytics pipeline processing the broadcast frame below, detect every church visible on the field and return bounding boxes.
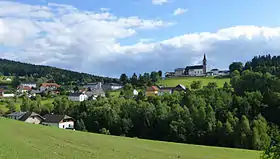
[165,54,207,77]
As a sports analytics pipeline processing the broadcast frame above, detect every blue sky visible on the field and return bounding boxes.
[1,0,280,77]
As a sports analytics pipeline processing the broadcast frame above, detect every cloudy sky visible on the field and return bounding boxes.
[1,0,280,77]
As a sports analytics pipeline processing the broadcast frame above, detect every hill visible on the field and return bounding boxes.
[158,76,230,88]
[0,59,118,84]
[0,118,259,159]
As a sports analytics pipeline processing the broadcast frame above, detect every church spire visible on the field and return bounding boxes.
[203,54,207,74]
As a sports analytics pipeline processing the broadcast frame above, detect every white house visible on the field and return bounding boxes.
[68,93,88,102]
[5,78,12,81]
[20,82,37,88]
[133,89,139,96]
[42,114,74,129]
[2,92,15,98]
[7,112,44,124]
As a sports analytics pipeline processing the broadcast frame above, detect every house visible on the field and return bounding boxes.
[7,112,44,124]
[68,92,88,102]
[207,69,230,76]
[158,84,187,96]
[5,77,12,81]
[174,68,185,76]
[146,86,160,96]
[133,89,139,96]
[42,114,74,129]
[2,92,15,98]
[158,87,173,96]
[83,82,102,91]
[17,85,32,93]
[173,84,187,92]
[85,89,105,100]
[20,82,37,88]
[40,83,60,92]
[165,72,175,78]
[102,83,123,91]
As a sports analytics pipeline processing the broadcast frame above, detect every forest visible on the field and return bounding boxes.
[1,55,280,157]
[0,58,118,84]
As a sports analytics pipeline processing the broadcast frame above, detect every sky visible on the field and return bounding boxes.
[0,0,280,77]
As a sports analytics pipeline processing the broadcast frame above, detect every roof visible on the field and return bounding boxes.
[43,114,74,123]
[7,112,44,121]
[41,83,61,88]
[18,85,32,90]
[19,112,44,121]
[175,68,185,71]
[7,112,26,118]
[146,86,159,91]
[211,69,219,71]
[69,93,84,97]
[186,65,203,70]
[21,82,36,85]
[175,84,186,90]
[108,83,122,86]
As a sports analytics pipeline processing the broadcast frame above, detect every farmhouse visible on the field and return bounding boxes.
[42,114,74,129]
[146,86,160,96]
[40,83,60,92]
[68,92,88,102]
[7,112,44,124]
[20,82,37,88]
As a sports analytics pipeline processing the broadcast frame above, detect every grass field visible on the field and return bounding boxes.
[159,76,230,88]
[0,118,260,159]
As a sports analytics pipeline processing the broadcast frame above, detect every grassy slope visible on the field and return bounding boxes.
[159,76,230,88]
[0,118,259,159]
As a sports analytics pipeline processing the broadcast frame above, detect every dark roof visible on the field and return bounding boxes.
[43,114,74,123]
[175,68,185,71]
[19,112,44,121]
[175,84,186,90]
[186,65,203,69]
[211,69,219,71]
[159,87,173,90]
[69,93,83,97]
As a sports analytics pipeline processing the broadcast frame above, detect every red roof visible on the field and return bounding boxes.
[146,86,159,91]
[17,86,32,90]
[41,83,61,88]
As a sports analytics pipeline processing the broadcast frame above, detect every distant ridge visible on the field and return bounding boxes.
[0,58,118,84]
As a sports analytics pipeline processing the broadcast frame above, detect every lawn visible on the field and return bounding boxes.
[159,76,230,88]
[0,118,260,159]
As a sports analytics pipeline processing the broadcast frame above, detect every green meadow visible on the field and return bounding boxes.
[159,76,230,88]
[0,118,260,159]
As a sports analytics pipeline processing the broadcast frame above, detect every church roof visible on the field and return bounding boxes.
[186,65,203,69]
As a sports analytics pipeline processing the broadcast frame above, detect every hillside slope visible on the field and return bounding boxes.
[0,118,259,159]
[0,58,117,84]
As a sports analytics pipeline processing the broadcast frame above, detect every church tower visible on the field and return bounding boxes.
[203,54,207,74]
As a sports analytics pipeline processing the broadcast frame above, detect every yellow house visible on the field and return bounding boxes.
[146,86,159,96]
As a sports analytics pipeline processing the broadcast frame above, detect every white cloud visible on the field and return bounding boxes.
[173,8,188,16]
[1,1,280,77]
[152,0,169,5]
